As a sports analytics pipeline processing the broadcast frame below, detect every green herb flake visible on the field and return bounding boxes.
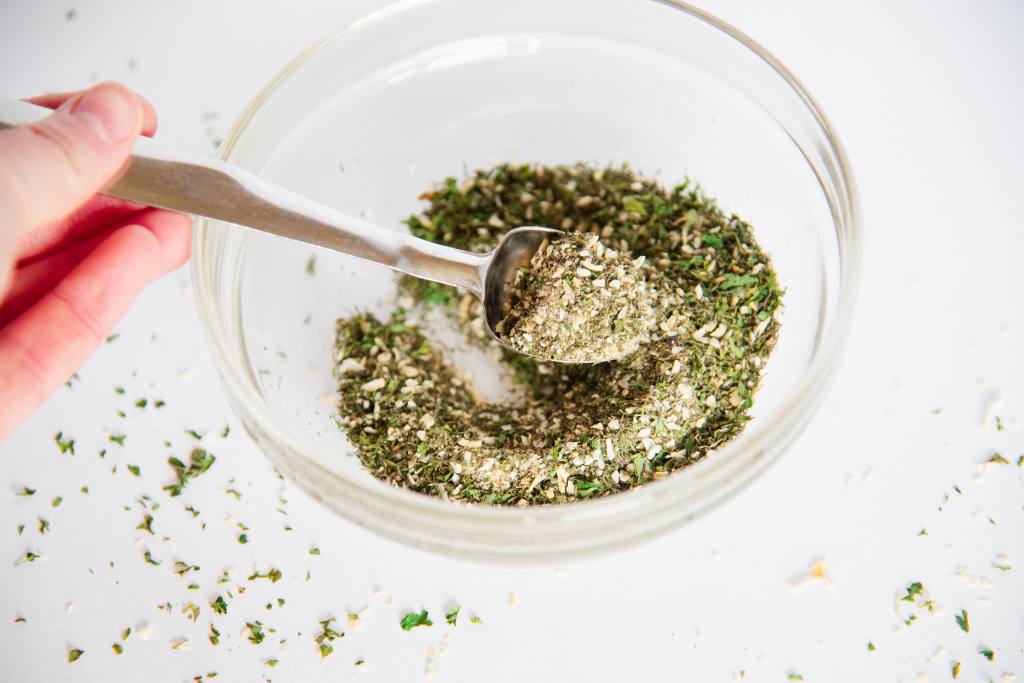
[987,452,1009,465]
[38,518,50,535]
[955,609,969,633]
[51,496,62,508]
[787,676,804,682]
[309,547,320,556]
[951,661,961,679]
[246,621,265,645]
[867,642,876,652]
[306,255,317,274]
[164,448,216,497]
[15,486,35,497]
[901,581,924,602]
[979,648,994,661]
[121,627,131,640]
[211,596,228,614]
[400,610,433,631]
[112,643,123,655]
[209,624,221,645]
[470,616,483,624]
[54,432,76,455]
[106,333,120,343]
[238,533,249,544]
[143,550,160,566]
[182,602,200,622]
[136,514,154,535]
[445,605,460,626]
[248,568,282,583]
[127,464,141,477]
[173,560,199,576]
[265,658,279,667]
[15,551,40,566]
[67,648,84,663]
[315,617,344,656]
[135,398,147,408]
[109,433,126,446]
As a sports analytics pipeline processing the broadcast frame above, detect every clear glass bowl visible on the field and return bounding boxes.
[193,0,860,562]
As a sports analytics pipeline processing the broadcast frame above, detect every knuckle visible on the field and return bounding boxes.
[28,117,91,180]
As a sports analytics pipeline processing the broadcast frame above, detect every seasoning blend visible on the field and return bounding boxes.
[495,232,668,364]
[334,163,782,506]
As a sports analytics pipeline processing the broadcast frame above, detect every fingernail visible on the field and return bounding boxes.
[71,85,138,141]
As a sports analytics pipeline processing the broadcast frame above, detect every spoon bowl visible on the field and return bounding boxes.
[480,226,562,348]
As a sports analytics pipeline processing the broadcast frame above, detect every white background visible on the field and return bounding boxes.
[1,1,1022,681]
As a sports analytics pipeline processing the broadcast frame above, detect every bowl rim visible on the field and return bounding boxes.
[193,0,862,528]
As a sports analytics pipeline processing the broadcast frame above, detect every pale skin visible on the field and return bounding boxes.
[0,82,192,439]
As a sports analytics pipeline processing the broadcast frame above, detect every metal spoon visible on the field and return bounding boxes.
[0,97,561,360]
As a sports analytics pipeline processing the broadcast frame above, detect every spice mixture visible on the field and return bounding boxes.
[495,232,671,363]
[333,163,782,505]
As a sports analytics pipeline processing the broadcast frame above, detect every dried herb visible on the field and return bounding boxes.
[333,163,782,505]
[496,233,675,362]
[248,568,282,583]
[54,432,75,455]
[164,449,216,497]
[955,609,969,633]
[901,582,924,602]
[445,605,460,626]
[400,610,433,630]
[315,617,344,657]
[15,551,40,566]
[246,622,265,645]
[136,515,154,535]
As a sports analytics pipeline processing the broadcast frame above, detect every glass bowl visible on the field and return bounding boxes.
[193,0,860,562]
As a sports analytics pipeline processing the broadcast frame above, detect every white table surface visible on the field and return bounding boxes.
[2,1,1022,681]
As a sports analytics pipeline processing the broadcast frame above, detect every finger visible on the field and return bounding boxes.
[0,224,111,328]
[0,81,144,297]
[0,208,189,326]
[15,194,148,264]
[26,90,158,136]
[0,209,191,439]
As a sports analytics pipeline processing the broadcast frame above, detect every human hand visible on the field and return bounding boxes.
[0,82,192,439]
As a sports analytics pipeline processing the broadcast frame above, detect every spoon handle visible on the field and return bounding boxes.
[0,97,485,295]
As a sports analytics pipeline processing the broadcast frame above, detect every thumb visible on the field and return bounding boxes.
[0,81,143,294]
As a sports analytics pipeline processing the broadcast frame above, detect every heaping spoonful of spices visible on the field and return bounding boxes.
[0,97,649,363]
[493,233,656,363]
